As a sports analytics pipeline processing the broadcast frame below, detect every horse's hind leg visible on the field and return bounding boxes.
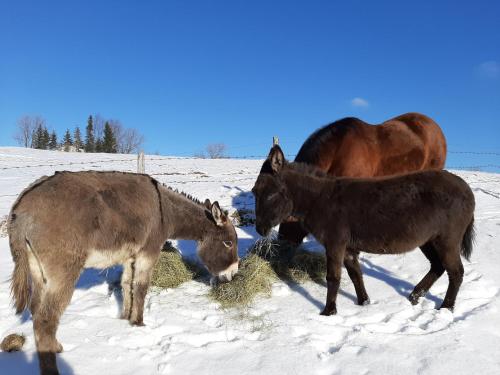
[278,220,309,247]
[409,242,445,305]
[344,250,370,305]
[33,266,80,375]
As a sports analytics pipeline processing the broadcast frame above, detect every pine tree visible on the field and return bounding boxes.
[41,127,50,149]
[48,131,58,150]
[85,115,95,152]
[74,126,83,152]
[63,129,73,152]
[103,122,117,153]
[31,129,38,149]
[34,124,44,149]
[95,138,103,153]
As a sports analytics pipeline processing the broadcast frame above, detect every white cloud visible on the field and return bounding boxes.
[350,97,369,108]
[476,61,499,79]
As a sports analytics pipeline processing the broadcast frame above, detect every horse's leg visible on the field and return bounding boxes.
[343,250,370,305]
[409,242,445,305]
[278,220,309,247]
[437,244,464,310]
[34,267,80,375]
[321,242,346,316]
[128,250,159,326]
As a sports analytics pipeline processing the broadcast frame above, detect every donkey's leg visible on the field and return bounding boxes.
[120,258,134,320]
[33,268,80,375]
[344,250,370,306]
[438,246,464,310]
[128,250,159,326]
[409,242,445,305]
[321,243,346,316]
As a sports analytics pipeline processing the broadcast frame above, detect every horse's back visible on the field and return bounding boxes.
[377,113,446,173]
[293,113,446,178]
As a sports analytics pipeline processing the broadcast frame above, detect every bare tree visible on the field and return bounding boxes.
[120,128,144,154]
[106,119,143,153]
[13,115,45,147]
[93,114,106,142]
[205,143,227,159]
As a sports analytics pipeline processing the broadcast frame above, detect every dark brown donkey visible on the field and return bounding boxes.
[279,112,447,245]
[7,171,239,375]
[253,146,474,316]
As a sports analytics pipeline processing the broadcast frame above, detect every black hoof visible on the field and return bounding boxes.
[439,304,454,312]
[358,298,370,306]
[320,306,337,316]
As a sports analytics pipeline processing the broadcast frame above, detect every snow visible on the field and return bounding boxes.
[1,147,499,375]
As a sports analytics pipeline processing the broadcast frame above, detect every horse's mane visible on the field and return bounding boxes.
[294,117,366,163]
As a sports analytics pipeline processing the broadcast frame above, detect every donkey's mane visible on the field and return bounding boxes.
[162,184,206,208]
[286,161,330,179]
[295,117,366,164]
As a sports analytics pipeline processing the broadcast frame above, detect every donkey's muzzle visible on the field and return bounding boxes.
[256,224,271,237]
[216,261,239,283]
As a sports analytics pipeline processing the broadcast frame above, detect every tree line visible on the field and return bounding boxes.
[14,115,144,154]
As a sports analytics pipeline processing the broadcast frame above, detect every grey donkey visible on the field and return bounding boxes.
[7,171,239,375]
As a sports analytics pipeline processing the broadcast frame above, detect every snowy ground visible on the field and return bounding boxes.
[0,147,499,375]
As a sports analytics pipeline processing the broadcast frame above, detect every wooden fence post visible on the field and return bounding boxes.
[137,151,145,173]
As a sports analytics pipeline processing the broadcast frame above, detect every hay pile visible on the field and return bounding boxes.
[210,236,326,308]
[210,253,277,308]
[150,242,205,289]
[249,236,327,284]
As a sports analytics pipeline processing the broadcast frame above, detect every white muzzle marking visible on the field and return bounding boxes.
[218,261,239,282]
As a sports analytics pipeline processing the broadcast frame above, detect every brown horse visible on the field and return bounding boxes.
[253,146,474,316]
[279,112,447,245]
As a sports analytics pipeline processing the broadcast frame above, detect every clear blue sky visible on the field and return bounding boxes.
[0,1,499,168]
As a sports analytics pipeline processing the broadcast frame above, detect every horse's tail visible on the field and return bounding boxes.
[460,216,475,262]
[8,214,31,314]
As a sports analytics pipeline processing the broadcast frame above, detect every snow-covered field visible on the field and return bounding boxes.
[1,147,499,375]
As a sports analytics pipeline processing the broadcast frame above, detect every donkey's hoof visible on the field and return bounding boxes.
[358,298,370,306]
[408,293,420,305]
[130,320,145,327]
[439,304,454,312]
[320,305,337,316]
[55,341,63,353]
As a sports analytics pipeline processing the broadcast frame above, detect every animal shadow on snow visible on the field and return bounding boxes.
[0,351,74,375]
[361,258,443,306]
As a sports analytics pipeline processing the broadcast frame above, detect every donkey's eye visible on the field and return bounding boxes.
[223,241,233,248]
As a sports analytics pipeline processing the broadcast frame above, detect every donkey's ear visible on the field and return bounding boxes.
[269,145,285,174]
[204,199,212,210]
[211,201,226,226]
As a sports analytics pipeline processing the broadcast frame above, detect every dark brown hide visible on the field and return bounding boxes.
[279,112,447,245]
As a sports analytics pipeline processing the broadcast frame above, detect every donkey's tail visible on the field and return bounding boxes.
[8,215,31,314]
[461,216,475,262]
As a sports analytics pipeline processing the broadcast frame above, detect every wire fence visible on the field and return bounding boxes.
[1,150,500,204]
